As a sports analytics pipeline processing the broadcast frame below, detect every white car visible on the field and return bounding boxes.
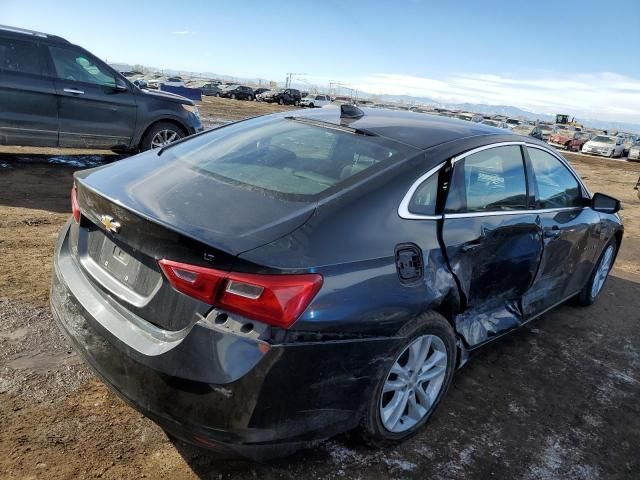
[628,143,640,161]
[455,112,483,122]
[581,135,625,158]
[300,94,331,108]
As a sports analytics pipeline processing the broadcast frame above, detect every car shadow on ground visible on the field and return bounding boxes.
[0,154,123,214]
[163,273,640,479]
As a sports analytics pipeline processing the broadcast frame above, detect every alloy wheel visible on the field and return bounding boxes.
[150,129,179,149]
[591,245,614,299]
[380,334,448,433]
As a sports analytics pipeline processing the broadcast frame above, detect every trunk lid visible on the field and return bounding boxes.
[72,150,315,331]
[75,149,316,256]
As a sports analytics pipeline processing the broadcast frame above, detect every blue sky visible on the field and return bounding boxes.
[4,0,640,123]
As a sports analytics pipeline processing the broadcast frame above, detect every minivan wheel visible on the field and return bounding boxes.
[215,92,220,97]
[361,311,456,444]
[574,241,617,306]
[141,122,184,151]
[279,98,284,105]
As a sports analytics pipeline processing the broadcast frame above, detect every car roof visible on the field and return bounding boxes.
[282,107,517,150]
[0,24,70,45]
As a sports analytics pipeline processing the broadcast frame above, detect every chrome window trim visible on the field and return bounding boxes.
[397,162,445,220]
[398,141,592,221]
[450,141,525,164]
[444,206,586,219]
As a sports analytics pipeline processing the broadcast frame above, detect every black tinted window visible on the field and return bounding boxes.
[49,46,115,86]
[446,146,527,213]
[527,148,582,208]
[0,38,42,75]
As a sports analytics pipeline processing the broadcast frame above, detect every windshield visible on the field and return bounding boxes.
[164,116,417,197]
[482,120,500,127]
[506,119,519,125]
[513,126,534,134]
[540,126,553,133]
[591,136,615,144]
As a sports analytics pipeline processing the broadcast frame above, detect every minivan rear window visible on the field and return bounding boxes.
[166,116,418,197]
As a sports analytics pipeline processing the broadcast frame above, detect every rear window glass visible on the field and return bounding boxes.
[165,117,416,197]
[0,37,42,75]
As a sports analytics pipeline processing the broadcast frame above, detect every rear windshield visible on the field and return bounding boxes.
[164,116,417,197]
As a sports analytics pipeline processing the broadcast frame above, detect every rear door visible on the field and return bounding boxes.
[441,144,543,347]
[0,35,58,146]
[522,146,600,316]
[46,44,137,149]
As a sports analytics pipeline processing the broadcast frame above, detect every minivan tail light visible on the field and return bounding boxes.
[158,259,323,329]
[71,185,81,222]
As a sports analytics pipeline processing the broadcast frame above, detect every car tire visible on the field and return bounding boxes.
[215,92,220,97]
[140,122,184,151]
[309,103,314,108]
[248,95,254,101]
[360,311,456,445]
[279,98,284,105]
[294,100,300,106]
[574,240,617,306]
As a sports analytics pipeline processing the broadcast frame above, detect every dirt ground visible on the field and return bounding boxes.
[1,99,639,479]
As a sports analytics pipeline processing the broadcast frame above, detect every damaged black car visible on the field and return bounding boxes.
[50,106,623,459]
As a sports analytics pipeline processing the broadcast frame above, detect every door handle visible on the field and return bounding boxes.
[63,88,85,95]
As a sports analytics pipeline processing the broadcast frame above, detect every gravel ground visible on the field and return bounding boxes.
[0,100,639,479]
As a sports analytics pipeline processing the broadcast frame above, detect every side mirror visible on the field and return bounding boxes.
[591,192,620,214]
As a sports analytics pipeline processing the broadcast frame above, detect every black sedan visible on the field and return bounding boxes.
[51,106,623,459]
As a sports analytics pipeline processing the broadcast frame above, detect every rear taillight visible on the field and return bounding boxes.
[158,259,322,329]
[71,185,81,222]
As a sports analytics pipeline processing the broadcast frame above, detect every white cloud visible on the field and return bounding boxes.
[349,72,640,124]
[171,30,194,35]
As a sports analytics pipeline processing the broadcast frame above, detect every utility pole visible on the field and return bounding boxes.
[285,72,306,88]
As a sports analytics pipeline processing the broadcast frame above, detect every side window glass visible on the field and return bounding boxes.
[49,46,115,87]
[408,173,439,216]
[527,148,582,208]
[0,38,42,75]
[445,146,527,213]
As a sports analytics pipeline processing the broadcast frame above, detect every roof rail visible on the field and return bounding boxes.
[0,24,68,42]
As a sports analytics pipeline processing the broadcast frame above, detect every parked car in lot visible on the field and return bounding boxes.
[627,142,640,161]
[52,106,622,459]
[300,94,331,108]
[455,112,483,122]
[481,119,510,129]
[539,124,554,141]
[256,89,274,101]
[253,87,270,97]
[0,25,202,152]
[622,136,637,156]
[272,88,302,105]
[200,83,222,96]
[581,135,625,157]
[549,130,588,152]
[220,85,254,100]
[511,124,544,140]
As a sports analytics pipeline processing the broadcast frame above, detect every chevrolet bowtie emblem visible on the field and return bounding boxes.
[100,215,121,233]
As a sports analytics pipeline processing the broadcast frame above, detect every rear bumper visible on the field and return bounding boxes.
[50,221,398,458]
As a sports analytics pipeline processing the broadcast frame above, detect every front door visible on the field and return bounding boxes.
[46,45,137,149]
[441,145,543,347]
[522,146,600,316]
[0,36,58,146]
